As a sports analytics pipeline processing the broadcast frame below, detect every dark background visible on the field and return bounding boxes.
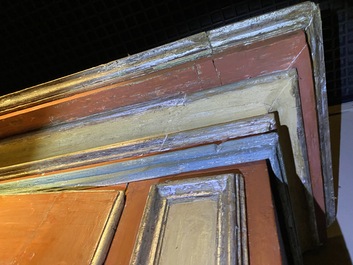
[1,0,352,105]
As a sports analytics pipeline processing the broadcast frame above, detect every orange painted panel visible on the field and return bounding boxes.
[105,179,157,265]
[0,190,122,264]
[241,162,284,265]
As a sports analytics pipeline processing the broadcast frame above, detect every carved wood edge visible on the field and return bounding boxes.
[0,113,276,181]
[91,190,125,265]
[129,174,248,265]
[0,2,334,225]
[0,4,333,253]
[0,130,305,260]
[0,68,323,250]
[0,2,317,114]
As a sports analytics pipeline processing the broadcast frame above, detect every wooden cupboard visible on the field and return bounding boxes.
[0,2,333,264]
[105,161,285,265]
[0,161,285,264]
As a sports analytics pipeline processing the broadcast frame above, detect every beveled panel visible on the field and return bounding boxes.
[130,174,247,265]
[159,199,218,265]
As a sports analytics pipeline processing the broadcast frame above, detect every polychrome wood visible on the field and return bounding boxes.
[0,190,124,264]
[130,174,247,265]
[0,1,333,254]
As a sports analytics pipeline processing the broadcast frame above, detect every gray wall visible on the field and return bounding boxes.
[304,102,352,264]
[330,102,353,257]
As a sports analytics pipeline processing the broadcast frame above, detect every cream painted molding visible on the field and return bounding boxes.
[0,70,306,187]
[0,71,322,254]
[0,130,306,258]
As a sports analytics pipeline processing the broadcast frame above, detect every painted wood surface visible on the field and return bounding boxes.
[106,160,283,265]
[0,99,280,180]
[0,68,322,246]
[0,28,332,226]
[105,178,157,265]
[0,30,332,229]
[242,161,285,265]
[130,174,247,265]
[0,2,323,116]
[0,71,312,226]
[0,190,124,264]
[0,127,309,254]
[0,30,302,139]
[0,1,333,251]
[0,71,298,179]
[0,132,280,193]
[0,4,331,212]
[158,200,218,265]
[0,113,276,187]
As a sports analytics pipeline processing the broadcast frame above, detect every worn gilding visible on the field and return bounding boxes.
[0,1,333,253]
[0,2,333,224]
[130,174,248,265]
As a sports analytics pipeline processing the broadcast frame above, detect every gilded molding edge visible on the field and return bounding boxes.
[0,1,333,224]
[306,4,335,226]
[0,133,281,191]
[0,131,304,261]
[0,1,332,247]
[0,2,314,114]
[0,32,211,114]
[91,190,125,265]
[0,71,305,186]
[0,114,276,180]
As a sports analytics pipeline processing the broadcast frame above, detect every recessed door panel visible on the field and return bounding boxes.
[130,174,247,265]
